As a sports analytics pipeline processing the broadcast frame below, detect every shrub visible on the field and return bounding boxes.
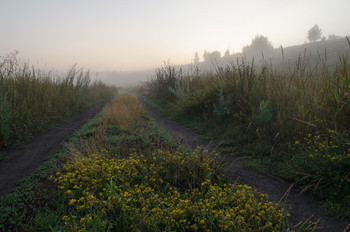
[146,64,180,104]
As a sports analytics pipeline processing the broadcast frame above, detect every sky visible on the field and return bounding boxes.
[1,0,349,72]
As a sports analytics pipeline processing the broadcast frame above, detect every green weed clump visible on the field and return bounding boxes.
[0,51,116,147]
[145,53,350,216]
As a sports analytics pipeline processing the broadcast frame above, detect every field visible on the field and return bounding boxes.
[0,48,349,231]
[1,94,325,231]
[145,53,350,218]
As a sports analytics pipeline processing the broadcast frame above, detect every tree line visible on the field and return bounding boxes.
[193,24,344,64]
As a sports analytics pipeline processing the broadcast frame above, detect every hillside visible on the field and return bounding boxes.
[209,37,350,71]
[97,37,350,87]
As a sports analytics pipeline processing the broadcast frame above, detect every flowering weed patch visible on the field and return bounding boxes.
[285,131,350,216]
[53,149,289,231]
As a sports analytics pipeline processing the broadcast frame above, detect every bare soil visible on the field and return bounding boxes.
[138,97,350,232]
[0,99,110,198]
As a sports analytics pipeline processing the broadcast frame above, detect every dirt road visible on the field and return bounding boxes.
[0,96,348,231]
[0,99,109,198]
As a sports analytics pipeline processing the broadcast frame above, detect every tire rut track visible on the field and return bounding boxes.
[0,99,111,198]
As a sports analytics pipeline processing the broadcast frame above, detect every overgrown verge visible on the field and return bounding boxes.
[144,54,350,217]
[0,51,116,147]
[0,94,300,231]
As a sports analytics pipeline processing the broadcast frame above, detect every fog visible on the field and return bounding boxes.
[95,35,350,87]
[1,0,350,86]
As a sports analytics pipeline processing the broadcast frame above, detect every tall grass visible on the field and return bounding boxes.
[0,51,116,147]
[147,56,350,145]
[145,54,350,216]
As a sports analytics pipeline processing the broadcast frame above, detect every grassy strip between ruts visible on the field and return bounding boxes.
[1,94,310,231]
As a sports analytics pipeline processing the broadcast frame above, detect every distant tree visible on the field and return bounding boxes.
[203,50,209,62]
[203,50,221,62]
[224,49,230,57]
[242,35,274,57]
[328,34,341,40]
[193,52,200,64]
[307,24,322,43]
[206,51,221,62]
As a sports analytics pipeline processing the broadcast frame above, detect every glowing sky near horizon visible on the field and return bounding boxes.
[1,0,349,72]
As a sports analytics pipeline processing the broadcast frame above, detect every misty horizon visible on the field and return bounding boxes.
[1,0,350,74]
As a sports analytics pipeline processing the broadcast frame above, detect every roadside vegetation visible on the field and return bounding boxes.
[0,51,116,148]
[0,94,314,232]
[145,52,350,217]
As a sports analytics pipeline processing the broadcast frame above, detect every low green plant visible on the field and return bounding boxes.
[213,88,230,118]
[31,210,62,232]
[254,100,273,127]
